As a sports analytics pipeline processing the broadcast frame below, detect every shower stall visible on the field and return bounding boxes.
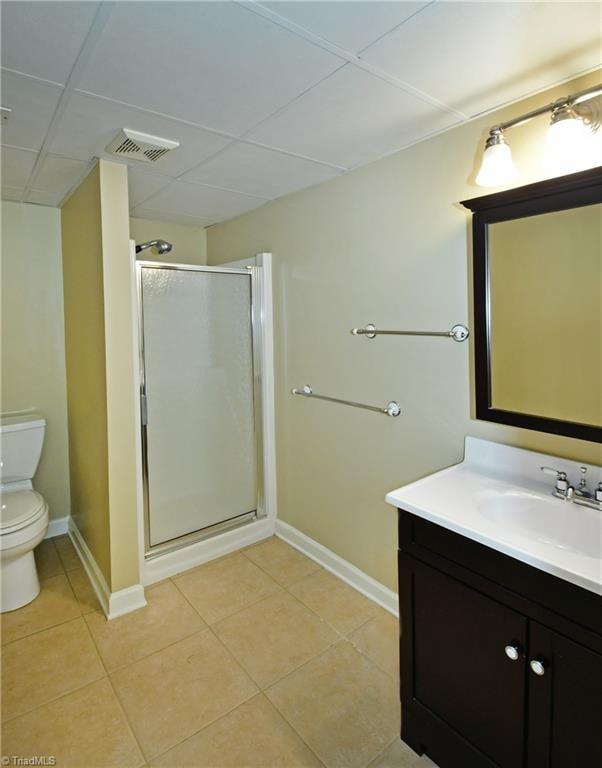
[135,257,271,561]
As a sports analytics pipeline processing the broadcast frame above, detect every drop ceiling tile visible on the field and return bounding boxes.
[183,142,343,198]
[0,70,63,150]
[247,64,460,168]
[136,180,268,227]
[1,185,24,202]
[1,146,37,187]
[0,1,100,84]
[77,2,342,136]
[361,1,602,117]
[50,92,233,177]
[258,1,429,53]
[127,167,171,208]
[32,155,90,200]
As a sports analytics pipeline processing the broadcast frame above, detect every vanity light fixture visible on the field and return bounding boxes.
[475,129,518,186]
[475,83,602,187]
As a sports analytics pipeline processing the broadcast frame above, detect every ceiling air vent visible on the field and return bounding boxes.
[105,129,179,164]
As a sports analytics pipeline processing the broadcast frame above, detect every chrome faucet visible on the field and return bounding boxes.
[541,465,601,510]
[540,466,574,500]
[575,466,590,498]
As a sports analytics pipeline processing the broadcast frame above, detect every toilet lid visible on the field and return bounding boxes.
[0,490,47,533]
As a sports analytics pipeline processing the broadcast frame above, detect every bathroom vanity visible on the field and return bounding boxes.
[386,438,602,768]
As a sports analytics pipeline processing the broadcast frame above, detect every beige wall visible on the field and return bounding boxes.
[489,204,601,425]
[130,217,207,264]
[1,201,71,521]
[62,160,140,591]
[207,71,602,592]
[100,162,140,591]
[61,164,111,583]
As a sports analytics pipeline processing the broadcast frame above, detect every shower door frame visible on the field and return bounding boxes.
[136,260,265,558]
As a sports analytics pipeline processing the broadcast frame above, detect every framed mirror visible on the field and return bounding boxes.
[462,167,602,443]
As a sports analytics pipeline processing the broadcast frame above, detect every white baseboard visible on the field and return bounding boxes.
[107,584,147,619]
[275,520,399,617]
[143,517,275,585]
[68,519,146,620]
[45,516,69,539]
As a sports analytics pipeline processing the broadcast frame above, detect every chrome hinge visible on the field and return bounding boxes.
[140,393,148,426]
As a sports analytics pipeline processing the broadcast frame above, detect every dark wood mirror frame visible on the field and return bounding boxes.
[462,167,602,444]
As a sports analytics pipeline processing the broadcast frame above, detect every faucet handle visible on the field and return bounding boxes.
[540,466,569,492]
[578,466,588,488]
[595,483,602,503]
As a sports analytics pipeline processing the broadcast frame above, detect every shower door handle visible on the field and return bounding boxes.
[140,393,148,426]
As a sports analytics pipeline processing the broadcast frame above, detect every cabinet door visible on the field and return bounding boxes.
[527,622,602,768]
[410,559,528,768]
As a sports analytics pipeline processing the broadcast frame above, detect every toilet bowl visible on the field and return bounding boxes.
[1,490,49,611]
[0,414,49,612]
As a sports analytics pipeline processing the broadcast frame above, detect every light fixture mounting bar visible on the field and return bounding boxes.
[491,83,602,134]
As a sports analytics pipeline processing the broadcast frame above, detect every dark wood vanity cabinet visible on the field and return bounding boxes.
[397,509,602,768]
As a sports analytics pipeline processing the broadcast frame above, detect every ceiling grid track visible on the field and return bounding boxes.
[2,1,598,225]
[240,0,468,120]
[130,59,352,212]
[21,1,116,202]
[71,87,349,170]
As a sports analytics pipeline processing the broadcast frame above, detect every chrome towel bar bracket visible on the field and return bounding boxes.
[291,385,401,417]
[351,323,469,342]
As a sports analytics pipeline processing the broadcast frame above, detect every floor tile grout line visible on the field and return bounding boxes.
[93,591,223,762]
[5,543,399,768]
[141,686,261,764]
[76,582,206,673]
[0,669,108,728]
[146,688,327,767]
[238,539,389,643]
[212,608,340,694]
[87,621,208,676]
[3,635,329,767]
[33,537,66,580]
[168,554,288,628]
[255,690,330,768]
[259,640,350,766]
[367,735,407,768]
[262,636,345,698]
[105,672,149,766]
[1,579,84,647]
[165,548,346,692]
[232,550,399,684]
[346,641,400,685]
[144,691,267,764]
[262,638,401,768]
[63,567,102,616]
[109,625,259,764]
[239,538,323,587]
[58,544,386,680]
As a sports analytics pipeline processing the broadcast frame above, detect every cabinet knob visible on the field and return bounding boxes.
[530,659,546,676]
[504,645,520,661]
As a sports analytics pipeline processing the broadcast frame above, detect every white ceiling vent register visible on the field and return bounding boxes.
[106,129,179,163]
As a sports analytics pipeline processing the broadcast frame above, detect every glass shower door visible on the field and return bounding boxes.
[138,263,259,551]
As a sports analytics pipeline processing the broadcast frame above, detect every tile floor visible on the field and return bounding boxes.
[1,535,436,768]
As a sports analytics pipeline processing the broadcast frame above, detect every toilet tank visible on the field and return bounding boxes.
[0,414,46,485]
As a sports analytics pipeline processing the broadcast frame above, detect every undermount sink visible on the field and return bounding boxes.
[476,490,601,560]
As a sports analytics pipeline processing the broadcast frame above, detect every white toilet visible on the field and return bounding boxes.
[0,413,49,612]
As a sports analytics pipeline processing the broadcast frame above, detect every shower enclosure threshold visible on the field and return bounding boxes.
[145,509,258,560]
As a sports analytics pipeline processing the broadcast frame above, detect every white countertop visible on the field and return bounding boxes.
[386,437,602,595]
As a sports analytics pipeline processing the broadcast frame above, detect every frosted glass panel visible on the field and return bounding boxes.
[141,267,256,547]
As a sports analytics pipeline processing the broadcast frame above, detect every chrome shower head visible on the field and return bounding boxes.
[135,239,173,255]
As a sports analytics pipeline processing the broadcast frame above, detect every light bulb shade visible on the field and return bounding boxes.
[544,114,596,175]
[476,140,518,187]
